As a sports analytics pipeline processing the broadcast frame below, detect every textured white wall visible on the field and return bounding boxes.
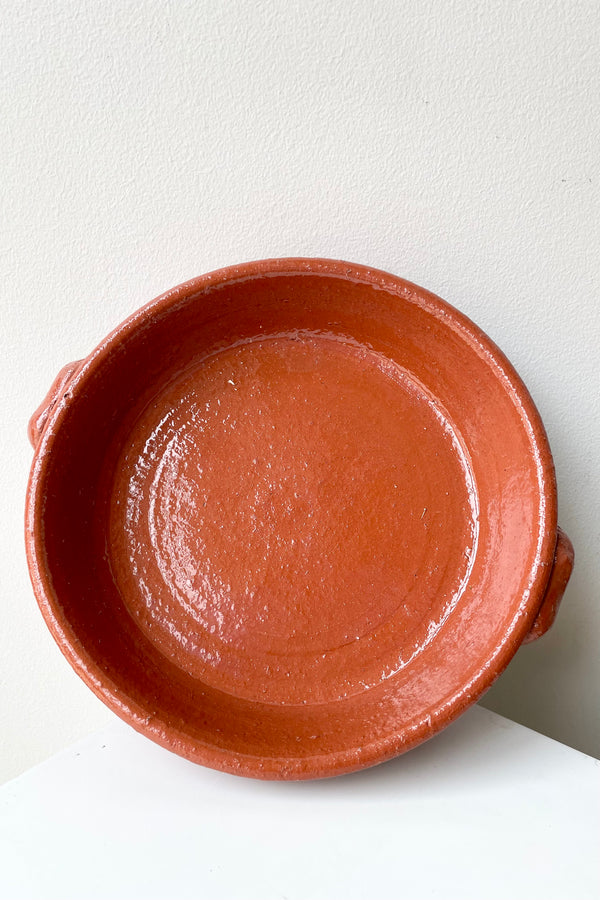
[1,0,599,783]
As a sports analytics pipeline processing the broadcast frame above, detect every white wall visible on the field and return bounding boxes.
[1,0,599,783]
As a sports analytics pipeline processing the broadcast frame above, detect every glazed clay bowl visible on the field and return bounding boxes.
[26,258,573,780]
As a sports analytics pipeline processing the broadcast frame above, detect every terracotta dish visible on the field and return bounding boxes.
[26,258,574,779]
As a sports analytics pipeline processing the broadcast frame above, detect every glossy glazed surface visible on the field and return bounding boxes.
[26,259,568,779]
[109,334,477,706]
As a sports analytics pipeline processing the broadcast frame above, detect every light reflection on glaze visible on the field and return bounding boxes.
[109,332,479,705]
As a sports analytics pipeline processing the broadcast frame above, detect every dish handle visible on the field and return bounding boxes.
[27,360,84,449]
[26,361,575,647]
[523,528,574,643]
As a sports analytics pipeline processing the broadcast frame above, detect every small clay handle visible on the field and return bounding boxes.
[523,528,574,644]
[27,360,83,449]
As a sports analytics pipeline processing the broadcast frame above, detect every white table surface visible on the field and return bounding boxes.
[1,705,598,900]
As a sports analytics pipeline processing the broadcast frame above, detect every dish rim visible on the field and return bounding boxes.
[25,257,558,779]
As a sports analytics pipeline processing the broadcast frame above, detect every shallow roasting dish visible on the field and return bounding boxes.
[26,258,573,779]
